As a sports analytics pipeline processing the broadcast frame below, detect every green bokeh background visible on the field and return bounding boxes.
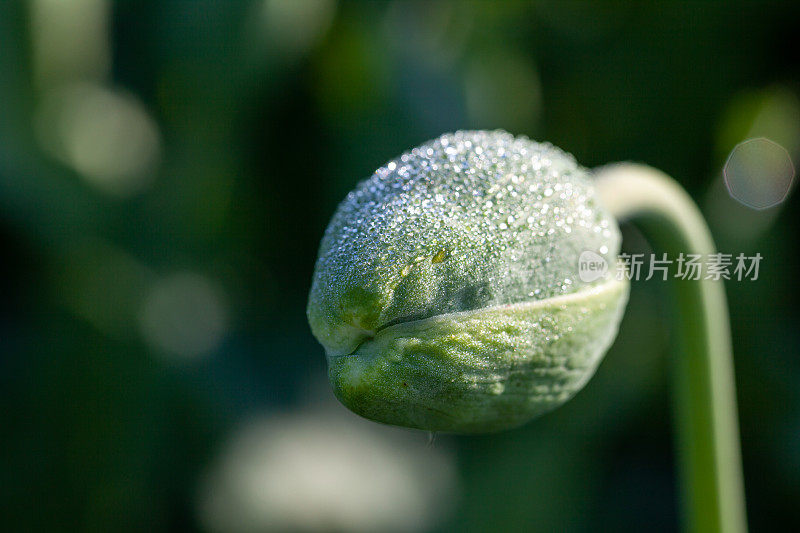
[1,1,798,531]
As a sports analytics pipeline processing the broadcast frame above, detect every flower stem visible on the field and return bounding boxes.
[595,164,747,533]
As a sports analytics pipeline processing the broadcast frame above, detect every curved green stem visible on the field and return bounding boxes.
[595,164,747,533]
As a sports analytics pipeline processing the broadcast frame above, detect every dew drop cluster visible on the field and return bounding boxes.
[312,130,620,324]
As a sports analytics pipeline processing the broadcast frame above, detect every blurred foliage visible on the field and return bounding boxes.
[1,1,799,531]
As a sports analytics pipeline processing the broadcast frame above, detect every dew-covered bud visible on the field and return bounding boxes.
[308,130,628,433]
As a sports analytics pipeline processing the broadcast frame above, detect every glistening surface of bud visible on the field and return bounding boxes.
[308,130,628,433]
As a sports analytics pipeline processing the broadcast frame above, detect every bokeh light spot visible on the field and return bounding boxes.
[198,409,457,533]
[30,0,110,87]
[723,138,794,210]
[139,273,228,360]
[35,82,161,197]
[262,0,335,57]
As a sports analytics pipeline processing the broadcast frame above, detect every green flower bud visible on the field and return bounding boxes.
[308,130,628,433]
